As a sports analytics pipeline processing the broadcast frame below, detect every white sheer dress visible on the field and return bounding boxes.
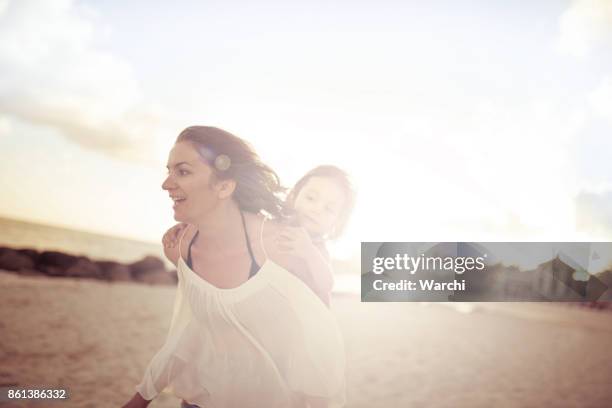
[135,218,346,408]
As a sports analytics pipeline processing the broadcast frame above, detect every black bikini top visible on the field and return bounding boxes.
[186,211,260,278]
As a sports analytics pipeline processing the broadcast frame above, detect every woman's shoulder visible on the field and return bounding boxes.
[242,213,282,242]
[259,215,285,236]
[243,213,313,274]
[258,216,309,272]
[258,215,289,249]
[163,224,196,267]
[178,224,197,261]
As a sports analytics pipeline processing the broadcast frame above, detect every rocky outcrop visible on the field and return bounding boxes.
[129,256,165,278]
[129,256,174,285]
[97,261,132,282]
[0,248,36,271]
[0,246,175,286]
[37,251,80,276]
[65,257,104,280]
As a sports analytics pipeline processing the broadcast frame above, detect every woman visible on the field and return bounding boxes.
[121,126,345,408]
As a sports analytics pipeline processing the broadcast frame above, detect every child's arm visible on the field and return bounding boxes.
[275,227,334,306]
[307,241,335,298]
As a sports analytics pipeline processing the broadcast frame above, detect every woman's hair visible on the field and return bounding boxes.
[177,126,286,217]
[286,165,356,240]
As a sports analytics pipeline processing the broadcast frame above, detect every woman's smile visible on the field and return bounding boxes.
[170,195,187,209]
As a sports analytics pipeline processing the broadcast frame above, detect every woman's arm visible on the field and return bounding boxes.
[124,338,189,407]
[121,392,151,408]
[123,263,192,407]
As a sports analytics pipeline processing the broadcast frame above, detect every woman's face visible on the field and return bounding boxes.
[293,176,346,238]
[161,141,220,223]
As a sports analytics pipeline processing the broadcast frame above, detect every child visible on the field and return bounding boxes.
[163,165,355,307]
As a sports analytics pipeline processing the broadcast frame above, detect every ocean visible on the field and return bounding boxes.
[0,216,360,293]
[0,216,168,267]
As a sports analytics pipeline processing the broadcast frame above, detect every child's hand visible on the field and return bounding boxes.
[275,226,334,307]
[162,223,188,249]
[275,226,318,257]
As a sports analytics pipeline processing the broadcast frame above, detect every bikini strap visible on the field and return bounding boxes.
[186,229,199,269]
[182,216,262,272]
[177,224,190,260]
[240,211,258,266]
[259,215,269,261]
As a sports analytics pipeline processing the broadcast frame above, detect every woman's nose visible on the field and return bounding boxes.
[161,175,175,191]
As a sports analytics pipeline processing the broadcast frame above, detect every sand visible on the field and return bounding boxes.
[1,271,611,408]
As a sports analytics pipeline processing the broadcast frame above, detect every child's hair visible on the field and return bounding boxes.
[286,165,356,240]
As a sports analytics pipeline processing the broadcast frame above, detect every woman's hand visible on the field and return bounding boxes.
[162,223,188,249]
[121,392,151,408]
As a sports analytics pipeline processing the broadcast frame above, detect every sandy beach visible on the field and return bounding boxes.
[1,270,611,408]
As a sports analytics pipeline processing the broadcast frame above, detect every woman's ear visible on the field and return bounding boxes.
[215,179,237,199]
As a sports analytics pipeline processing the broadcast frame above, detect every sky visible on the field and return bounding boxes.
[1,0,611,260]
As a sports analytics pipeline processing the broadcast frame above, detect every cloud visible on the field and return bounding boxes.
[0,0,168,163]
[569,76,612,192]
[589,75,612,120]
[556,0,612,57]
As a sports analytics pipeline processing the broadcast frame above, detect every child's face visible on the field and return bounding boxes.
[293,176,346,238]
